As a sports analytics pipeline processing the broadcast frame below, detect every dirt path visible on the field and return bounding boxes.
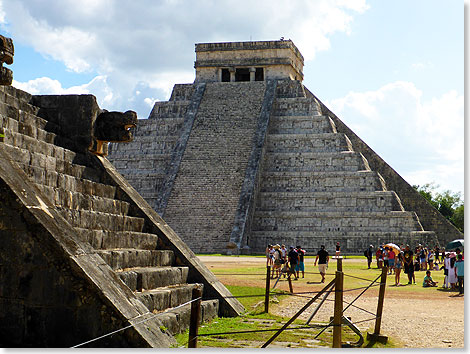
[199,256,464,348]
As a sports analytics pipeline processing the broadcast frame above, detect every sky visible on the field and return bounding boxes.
[0,0,464,197]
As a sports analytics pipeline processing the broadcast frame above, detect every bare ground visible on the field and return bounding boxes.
[198,256,464,348]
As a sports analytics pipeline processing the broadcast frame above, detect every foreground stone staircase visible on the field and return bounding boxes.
[0,85,242,347]
[247,81,436,252]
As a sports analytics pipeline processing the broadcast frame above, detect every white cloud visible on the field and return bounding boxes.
[1,0,369,118]
[326,82,464,194]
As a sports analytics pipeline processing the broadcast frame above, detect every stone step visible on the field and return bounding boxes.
[111,137,178,155]
[1,85,33,103]
[272,97,322,116]
[266,133,353,153]
[36,185,130,215]
[249,230,436,253]
[124,175,166,192]
[169,84,195,101]
[260,170,386,193]
[0,113,59,145]
[156,299,219,335]
[97,249,174,270]
[149,101,190,119]
[11,157,101,188]
[137,283,199,313]
[27,171,115,198]
[58,208,145,232]
[275,80,306,98]
[135,119,184,136]
[269,115,336,134]
[118,266,189,291]
[263,151,370,172]
[0,94,39,116]
[256,191,404,212]
[3,131,92,169]
[76,228,159,250]
[252,210,422,232]
[113,159,170,174]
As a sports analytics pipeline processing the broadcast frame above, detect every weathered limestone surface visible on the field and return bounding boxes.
[106,41,461,254]
[163,81,267,252]
[304,88,462,247]
[0,85,243,347]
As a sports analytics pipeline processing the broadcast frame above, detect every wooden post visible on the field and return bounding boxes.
[332,270,343,348]
[336,256,343,272]
[367,266,389,344]
[262,278,336,348]
[287,274,293,293]
[188,285,203,348]
[265,266,271,313]
[374,266,387,334]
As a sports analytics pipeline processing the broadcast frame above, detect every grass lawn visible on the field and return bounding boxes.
[172,254,443,348]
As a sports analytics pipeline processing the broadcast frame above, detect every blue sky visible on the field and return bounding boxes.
[0,0,464,197]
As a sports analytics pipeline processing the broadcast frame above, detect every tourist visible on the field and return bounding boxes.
[454,254,464,295]
[403,245,415,284]
[443,252,450,288]
[419,245,427,271]
[364,245,374,269]
[434,246,441,264]
[295,246,306,279]
[375,247,383,268]
[395,251,404,286]
[271,244,282,278]
[383,247,389,269]
[422,270,438,287]
[266,244,274,267]
[387,247,396,275]
[280,244,288,277]
[448,254,458,289]
[335,242,341,257]
[314,245,329,283]
[288,246,299,280]
[427,248,434,271]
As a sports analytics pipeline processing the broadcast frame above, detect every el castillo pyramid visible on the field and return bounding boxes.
[108,40,462,254]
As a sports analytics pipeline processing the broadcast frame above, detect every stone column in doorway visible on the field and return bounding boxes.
[229,68,235,82]
[249,67,256,81]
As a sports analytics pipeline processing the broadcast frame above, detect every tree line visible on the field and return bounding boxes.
[413,183,464,233]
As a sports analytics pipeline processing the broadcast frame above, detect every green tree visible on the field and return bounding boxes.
[413,183,464,233]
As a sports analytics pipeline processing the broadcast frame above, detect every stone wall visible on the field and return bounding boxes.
[304,88,463,246]
[163,81,267,252]
[0,85,243,347]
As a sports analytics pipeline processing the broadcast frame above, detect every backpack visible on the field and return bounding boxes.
[364,249,368,257]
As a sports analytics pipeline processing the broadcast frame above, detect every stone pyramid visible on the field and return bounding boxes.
[0,84,243,347]
[108,40,462,254]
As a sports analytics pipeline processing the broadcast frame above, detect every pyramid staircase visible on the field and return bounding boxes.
[0,85,242,347]
[108,84,195,211]
[247,81,437,252]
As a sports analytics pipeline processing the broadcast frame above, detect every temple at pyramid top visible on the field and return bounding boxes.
[194,40,304,82]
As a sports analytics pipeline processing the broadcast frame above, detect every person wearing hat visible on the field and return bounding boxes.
[314,245,329,283]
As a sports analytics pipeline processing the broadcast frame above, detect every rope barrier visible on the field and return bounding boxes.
[71,297,202,348]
